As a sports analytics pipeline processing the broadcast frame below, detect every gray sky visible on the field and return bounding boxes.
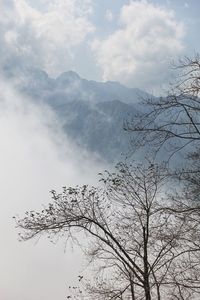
[0,1,200,299]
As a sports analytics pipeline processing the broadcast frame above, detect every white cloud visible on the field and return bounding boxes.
[92,1,185,92]
[0,0,95,75]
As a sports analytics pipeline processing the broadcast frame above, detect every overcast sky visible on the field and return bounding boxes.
[0,1,200,300]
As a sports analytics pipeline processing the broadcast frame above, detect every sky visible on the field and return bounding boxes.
[1,0,200,92]
[0,1,200,299]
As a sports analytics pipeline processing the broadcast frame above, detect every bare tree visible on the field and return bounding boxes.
[125,54,200,161]
[16,163,200,299]
[124,54,200,223]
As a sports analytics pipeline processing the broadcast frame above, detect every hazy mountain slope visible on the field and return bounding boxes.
[6,68,150,162]
[52,99,138,162]
[8,68,149,104]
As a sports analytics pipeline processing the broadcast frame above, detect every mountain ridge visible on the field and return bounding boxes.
[5,67,152,162]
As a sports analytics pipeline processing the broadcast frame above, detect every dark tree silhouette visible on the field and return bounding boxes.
[16,163,200,299]
[125,55,200,161]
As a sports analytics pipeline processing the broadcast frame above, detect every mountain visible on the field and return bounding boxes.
[7,68,151,162]
[9,68,149,104]
[54,99,139,162]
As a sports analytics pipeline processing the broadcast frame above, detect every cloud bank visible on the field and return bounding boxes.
[0,78,105,300]
[92,1,185,92]
[0,0,95,76]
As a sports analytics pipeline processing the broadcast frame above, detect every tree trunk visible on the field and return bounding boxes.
[143,226,151,300]
[144,284,151,300]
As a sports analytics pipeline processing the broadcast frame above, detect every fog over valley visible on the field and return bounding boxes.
[0,78,106,300]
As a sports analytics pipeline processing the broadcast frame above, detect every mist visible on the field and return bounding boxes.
[0,78,106,300]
